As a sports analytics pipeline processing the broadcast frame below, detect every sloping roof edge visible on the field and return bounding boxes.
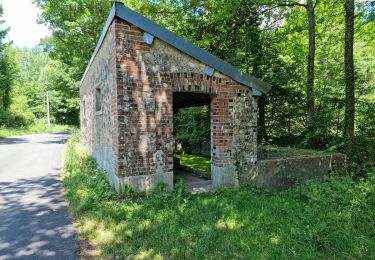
[80,2,272,94]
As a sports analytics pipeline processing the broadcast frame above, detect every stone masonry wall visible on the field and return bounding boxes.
[113,18,258,191]
[80,22,119,189]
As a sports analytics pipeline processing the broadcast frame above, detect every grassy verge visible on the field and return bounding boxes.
[0,121,75,138]
[175,153,211,176]
[64,133,375,259]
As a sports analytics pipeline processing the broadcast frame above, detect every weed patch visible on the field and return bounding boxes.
[63,134,375,259]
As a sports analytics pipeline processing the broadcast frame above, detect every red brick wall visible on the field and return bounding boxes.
[114,18,258,185]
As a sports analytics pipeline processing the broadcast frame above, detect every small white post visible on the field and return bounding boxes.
[46,91,50,129]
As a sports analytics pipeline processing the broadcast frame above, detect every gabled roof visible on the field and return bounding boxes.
[81,2,272,94]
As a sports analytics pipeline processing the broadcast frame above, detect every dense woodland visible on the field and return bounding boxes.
[0,0,374,173]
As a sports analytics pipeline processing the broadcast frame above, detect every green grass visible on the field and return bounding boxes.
[63,133,375,259]
[175,153,211,175]
[0,120,75,138]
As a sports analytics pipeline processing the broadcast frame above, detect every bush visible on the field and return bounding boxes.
[7,111,35,127]
[8,95,36,127]
[0,110,35,127]
[0,110,11,126]
[350,136,375,175]
[0,95,36,127]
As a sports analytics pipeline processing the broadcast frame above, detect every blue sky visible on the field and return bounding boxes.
[0,0,50,48]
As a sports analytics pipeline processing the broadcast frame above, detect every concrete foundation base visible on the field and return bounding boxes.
[109,171,174,193]
[211,165,239,188]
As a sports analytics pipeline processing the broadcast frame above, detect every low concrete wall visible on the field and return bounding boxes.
[255,153,346,191]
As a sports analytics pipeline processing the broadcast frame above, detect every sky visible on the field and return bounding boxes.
[0,0,50,48]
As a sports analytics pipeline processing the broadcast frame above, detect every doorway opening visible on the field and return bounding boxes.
[173,92,213,193]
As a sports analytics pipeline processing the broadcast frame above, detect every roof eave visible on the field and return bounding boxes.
[80,2,272,94]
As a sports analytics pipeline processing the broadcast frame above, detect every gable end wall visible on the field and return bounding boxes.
[113,19,258,191]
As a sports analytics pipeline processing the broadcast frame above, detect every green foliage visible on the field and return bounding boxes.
[142,178,191,208]
[0,96,35,128]
[10,47,49,116]
[33,0,120,123]
[174,105,210,144]
[7,47,80,125]
[175,153,211,175]
[41,60,80,125]
[0,5,13,113]
[33,0,114,80]
[8,95,36,127]
[0,50,14,112]
[63,134,375,258]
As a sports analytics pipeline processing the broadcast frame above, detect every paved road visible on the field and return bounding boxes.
[0,133,79,259]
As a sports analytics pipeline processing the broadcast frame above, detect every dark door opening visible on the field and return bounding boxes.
[172,92,213,193]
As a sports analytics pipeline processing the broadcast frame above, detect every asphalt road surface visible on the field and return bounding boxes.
[0,133,79,259]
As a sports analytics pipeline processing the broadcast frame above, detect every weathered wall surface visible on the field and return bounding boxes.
[256,153,347,191]
[113,19,258,191]
[80,22,119,189]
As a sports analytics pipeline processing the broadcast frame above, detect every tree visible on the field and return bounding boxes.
[305,0,316,131]
[265,0,319,133]
[33,0,114,81]
[41,60,81,125]
[0,4,12,112]
[10,47,50,116]
[344,0,355,156]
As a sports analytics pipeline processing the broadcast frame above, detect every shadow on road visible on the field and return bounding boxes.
[38,136,69,145]
[0,172,79,259]
[0,138,29,145]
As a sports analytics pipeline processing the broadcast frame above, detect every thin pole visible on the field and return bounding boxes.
[46,91,50,129]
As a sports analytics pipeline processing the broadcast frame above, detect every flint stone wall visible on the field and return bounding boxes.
[80,22,120,190]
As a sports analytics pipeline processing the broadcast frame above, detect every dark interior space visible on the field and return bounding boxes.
[173,92,211,111]
[172,92,213,193]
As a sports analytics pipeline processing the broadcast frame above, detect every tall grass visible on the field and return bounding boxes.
[63,133,375,259]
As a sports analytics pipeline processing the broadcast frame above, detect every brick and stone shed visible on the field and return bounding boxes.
[80,2,272,192]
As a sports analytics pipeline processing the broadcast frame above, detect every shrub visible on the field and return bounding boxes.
[8,111,35,127]
[0,95,36,127]
[350,136,375,175]
[7,95,36,127]
[0,110,11,126]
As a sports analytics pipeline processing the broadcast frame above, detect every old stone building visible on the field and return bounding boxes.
[80,2,271,192]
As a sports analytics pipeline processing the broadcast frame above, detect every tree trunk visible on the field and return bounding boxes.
[344,0,355,156]
[258,96,266,140]
[245,2,266,141]
[306,0,316,131]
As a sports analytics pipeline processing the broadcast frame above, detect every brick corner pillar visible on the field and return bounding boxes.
[211,83,258,188]
[114,20,174,192]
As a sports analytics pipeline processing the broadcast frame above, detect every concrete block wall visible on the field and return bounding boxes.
[256,153,347,191]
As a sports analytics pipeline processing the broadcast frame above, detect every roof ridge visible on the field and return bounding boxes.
[80,2,272,94]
